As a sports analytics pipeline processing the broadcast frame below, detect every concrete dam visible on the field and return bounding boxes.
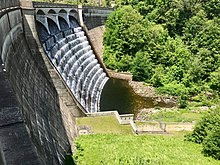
[0,0,112,164]
[36,6,109,113]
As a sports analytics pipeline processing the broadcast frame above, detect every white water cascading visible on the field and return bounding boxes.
[36,14,109,113]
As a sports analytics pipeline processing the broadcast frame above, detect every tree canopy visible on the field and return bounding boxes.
[103,0,220,101]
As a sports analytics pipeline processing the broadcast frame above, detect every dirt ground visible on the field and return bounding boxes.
[136,122,194,133]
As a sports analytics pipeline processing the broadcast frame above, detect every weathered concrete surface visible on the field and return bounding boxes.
[107,69,133,81]
[0,0,20,9]
[87,26,105,58]
[0,1,113,164]
[0,4,80,165]
[83,6,113,30]
[0,63,41,164]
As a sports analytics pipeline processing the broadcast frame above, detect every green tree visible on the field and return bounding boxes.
[150,64,165,87]
[142,24,169,64]
[103,0,220,101]
[210,68,220,92]
[192,18,220,55]
[202,0,220,19]
[186,107,220,160]
[103,5,145,71]
[131,52,154,81]
[183,10,207,45]
[161,0,203,36]
[161,37,190,66]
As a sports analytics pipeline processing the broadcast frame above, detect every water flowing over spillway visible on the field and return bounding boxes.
[36,13,109,113]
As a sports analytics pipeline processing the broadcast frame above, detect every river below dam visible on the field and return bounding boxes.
[100,78,176,117]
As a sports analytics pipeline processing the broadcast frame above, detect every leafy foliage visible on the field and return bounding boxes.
[72,134,219,164]
[103,6,145,71]
[185,108,220,143]
[202,127,220,160]
[210,68,220,92]
[185,107,220,159]
[103,0,220,107]
[33,0,113,6]
[131,52,153,81]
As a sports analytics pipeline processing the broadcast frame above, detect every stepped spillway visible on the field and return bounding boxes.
[36,14,109,113]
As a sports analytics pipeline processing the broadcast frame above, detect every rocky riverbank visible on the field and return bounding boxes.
[129,80,177,106]
[135,107,176,122]
[129,81,156,97]
[106,70,178,118]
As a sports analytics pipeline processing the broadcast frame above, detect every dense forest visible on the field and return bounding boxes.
[103,0,220,160]
[103,0,220,107]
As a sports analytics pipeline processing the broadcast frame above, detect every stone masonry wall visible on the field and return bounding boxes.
[0,1,113,164]
[0,59,41,164]
[87,26,105,58]
[0,2,81,164]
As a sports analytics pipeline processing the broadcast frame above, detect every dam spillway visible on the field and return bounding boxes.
[36,9,109,113]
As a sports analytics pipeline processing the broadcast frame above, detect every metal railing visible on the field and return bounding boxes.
[33,1,76,8]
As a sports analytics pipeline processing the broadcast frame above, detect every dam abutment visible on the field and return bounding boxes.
[1,1,80,164]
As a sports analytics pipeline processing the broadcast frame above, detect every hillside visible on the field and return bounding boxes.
[103,0,220,108]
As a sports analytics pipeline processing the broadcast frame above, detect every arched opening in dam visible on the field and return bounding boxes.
[100,78,176,117]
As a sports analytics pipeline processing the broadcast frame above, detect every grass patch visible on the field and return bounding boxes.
[76,116,132,134]
[73,109,217,164]
[73,134,219,165]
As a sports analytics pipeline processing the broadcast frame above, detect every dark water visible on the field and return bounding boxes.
[48,18,59,35]
[100,78,175,116]
[59,17,69,31]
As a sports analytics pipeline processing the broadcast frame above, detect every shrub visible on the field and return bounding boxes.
[179,93,188,108]
[185,107,220,160]
[202,128,220,160]
[157,82,188,96]
[185,107,220,144]
[131,52,154,81]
